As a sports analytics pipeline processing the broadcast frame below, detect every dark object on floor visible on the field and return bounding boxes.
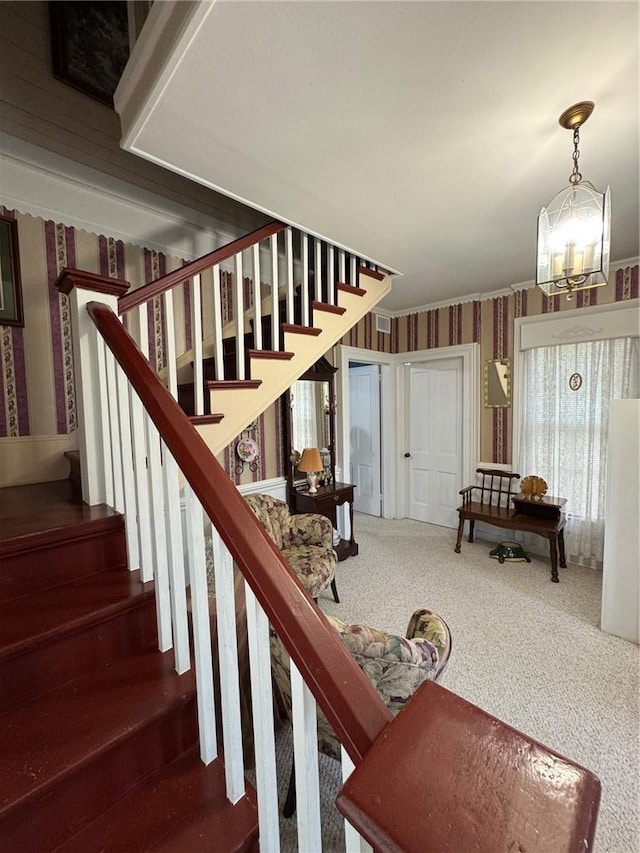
[489,541,531,563]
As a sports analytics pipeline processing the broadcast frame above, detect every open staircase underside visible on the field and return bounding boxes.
[0,480,258,853]
[176,269,391,455]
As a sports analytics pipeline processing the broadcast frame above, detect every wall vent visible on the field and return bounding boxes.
[375,314,391,334]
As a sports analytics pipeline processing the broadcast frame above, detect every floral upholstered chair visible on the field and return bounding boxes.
[244,493,339,602]
[270,607,452,816]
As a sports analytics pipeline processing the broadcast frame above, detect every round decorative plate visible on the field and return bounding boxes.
[236,437,259,463]
[520,475,548,500]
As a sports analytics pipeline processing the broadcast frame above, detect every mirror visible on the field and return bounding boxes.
[484,358,511,407]
[285,357,337,490]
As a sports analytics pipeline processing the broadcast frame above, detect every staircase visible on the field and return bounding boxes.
[0,480,259,852]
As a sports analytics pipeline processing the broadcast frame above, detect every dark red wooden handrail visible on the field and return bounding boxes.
[118,221,287,315]
[86,300,392,764]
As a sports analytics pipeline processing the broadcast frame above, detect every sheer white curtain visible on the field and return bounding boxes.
[519,336,639,567]
[292,380,319,452]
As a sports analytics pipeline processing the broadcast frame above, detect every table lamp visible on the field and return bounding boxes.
[298,447,323,494]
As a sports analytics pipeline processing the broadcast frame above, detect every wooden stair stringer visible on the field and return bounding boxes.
[194,270,391,455]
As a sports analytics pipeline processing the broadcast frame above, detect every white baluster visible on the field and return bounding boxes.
[314,238,323,303]
[245,583,280,851]
[211,530,245,803]
[163,290,178,399]
[252,243,263,351]
[350,255,358,290]
[301,231,310,328]
[291,660,322,851]
[185,483,217,764]
[341,747,374,853]
[191,274,204,416]
[234,253,245,380]
[163,446,190,675]
[270,233,279,351]
[129,386,154,582]
[96,336,114,507]
[328,244,335,305]
[285,227,294,324]
[339,249,346,285]
[115,362,140,571]
[146,419,173,652]
[137,302,150,358]
[212,264,224,380]
[105,348,125,513]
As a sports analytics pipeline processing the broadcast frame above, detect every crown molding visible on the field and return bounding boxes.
[380,258,639,319]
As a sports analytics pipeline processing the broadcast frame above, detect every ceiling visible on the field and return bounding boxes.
[117,1,639,313]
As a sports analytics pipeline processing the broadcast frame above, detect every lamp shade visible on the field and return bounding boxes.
[297,447,323,473]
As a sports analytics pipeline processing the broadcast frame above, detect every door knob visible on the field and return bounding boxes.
[404,452,411,458]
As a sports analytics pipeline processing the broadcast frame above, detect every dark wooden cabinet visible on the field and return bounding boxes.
[291,482,358,561]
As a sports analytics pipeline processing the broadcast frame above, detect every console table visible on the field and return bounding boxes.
[291,482,359,562]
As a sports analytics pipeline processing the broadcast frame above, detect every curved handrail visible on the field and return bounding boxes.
[87,300,392,764]
[118,221,286,314]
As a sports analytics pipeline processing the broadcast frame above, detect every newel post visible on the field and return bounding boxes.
[55,269,130,506]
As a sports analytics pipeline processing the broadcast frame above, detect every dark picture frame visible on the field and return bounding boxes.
[49,1,130,106]
[0,215,24,328]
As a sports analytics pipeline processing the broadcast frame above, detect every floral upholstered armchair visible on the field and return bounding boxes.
[244,493,339,602]
[270,607,452,815]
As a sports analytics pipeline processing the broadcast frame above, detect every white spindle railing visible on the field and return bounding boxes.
[116,223,383,412]
[60,229,392,849]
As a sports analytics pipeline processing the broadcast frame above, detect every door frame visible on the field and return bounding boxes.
[336,342,479,521]
[398,344,479,520]
[349,363,383,516]
[336,346,397,518]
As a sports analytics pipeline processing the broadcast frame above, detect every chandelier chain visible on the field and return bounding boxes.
[569,126,582,185]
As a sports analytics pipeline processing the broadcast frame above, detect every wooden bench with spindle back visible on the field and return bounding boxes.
[455,468,567,582]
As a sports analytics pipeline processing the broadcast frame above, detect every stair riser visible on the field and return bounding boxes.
[0,595,158,711]
[0,693,198,853]
[0,520,127,603]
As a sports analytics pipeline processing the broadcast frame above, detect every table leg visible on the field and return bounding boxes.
[558,530,567,568]
[549,535,559,583]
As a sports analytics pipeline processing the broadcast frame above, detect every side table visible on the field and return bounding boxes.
[290,482,359,561]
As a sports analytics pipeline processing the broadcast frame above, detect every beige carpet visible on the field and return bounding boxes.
[268,513,639,853]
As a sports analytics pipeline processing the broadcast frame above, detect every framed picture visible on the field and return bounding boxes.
[49,1,130,106]
[0,215,24,327]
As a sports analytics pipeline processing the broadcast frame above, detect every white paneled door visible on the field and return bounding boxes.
[406,358,462,528]
[349,364,381,516]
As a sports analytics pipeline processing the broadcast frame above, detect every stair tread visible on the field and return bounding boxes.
[57,745,258,853]
[0,569,153,662]
[0,648,194,815]
[0,479,122,550]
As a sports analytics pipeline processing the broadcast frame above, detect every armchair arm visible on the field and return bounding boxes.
[327,615,446,712]
[288,512,333,548]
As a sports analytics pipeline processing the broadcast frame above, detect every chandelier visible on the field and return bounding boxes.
[536,101,611,299]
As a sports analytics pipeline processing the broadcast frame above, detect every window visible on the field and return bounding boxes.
[519,336,639,566]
